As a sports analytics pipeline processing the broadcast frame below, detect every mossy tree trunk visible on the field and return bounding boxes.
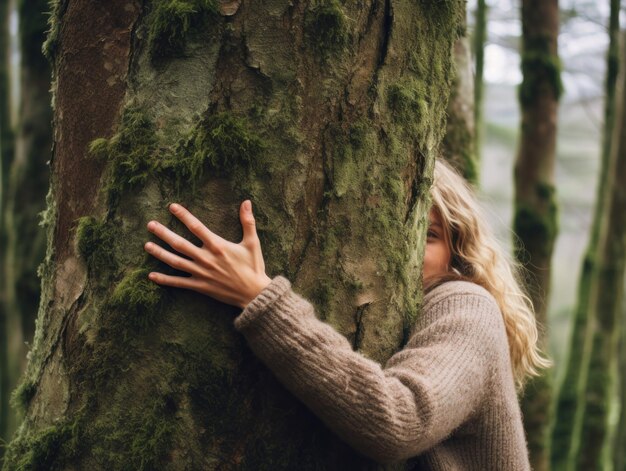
[0,0,16,457]
[2,1,463,469]
[550,2,621,470]
[472,0,486,165]
[514,1,562,470]
[575,29,626,471]
[441,2,478,184]
[1,0,52,444]
[616,304,626,471]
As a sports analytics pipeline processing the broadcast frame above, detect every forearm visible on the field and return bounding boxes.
[233,277,436,463]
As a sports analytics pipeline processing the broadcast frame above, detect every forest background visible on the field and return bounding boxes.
[0,0,624,470]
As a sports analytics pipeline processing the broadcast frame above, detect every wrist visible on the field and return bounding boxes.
[241,274,272,309]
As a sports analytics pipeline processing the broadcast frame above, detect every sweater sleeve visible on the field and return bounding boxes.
[233,276,502,464]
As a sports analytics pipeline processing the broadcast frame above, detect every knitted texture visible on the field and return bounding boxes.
[233,277,531,469]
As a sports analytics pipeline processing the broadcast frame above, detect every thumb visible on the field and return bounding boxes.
[240,200,258,242]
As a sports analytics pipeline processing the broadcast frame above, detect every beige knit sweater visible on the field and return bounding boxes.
[233,277,531,470]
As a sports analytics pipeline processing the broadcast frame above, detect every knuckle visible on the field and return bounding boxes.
[189,221,204,234]
[171,238,185,252]
[171,258,185,270]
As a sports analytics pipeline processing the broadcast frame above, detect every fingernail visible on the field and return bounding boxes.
[147,221,156,231]
[169,203,179,212]
[243,200,251,212]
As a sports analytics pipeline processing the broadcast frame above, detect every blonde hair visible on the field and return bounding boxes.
[428,159,553,392]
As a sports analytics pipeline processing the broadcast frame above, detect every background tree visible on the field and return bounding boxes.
[472,0,486,166]
[0,0,52,448]
[1,1,464,469]
[550,1,621,469]
[575,27,626,471]
[514,0,562,470]
[616,304,626,470]
[441,2,478,184]
[0,0,16,457]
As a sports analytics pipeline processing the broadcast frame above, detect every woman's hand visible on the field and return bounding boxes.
[144,200,272,309]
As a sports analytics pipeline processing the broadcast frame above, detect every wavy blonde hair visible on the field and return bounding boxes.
[428,159,552,392]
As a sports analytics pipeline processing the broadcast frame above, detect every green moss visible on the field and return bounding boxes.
[519,36,563,105]
[75,216,116,272]
[306,0,349,59]
[107,269,165,331]
[87,107,160,205]
[147,0,219,61]
[90,107,266,199]
[2,420,81,471]
[42,0,65,61]
[9,379,37,416]
[91,395,174,470]
[167,112,266,186]
[513,201,558,260]
[387,78,434,145]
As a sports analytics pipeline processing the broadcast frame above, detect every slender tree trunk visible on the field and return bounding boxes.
[0,0,16,457]
[441,2,478,184]
[472,0,486,164]
[514,1,561,470]
[0,0,52,442]
[576,28,626,471]
[2,1,464,469]
[551,3,621,470]
[615,302,626,471]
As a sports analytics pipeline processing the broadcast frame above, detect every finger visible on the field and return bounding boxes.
[144,242,208,278]
[240,200,258,244]
[147,220,201,259]
[169,203,221,250]
[147,271,206,291]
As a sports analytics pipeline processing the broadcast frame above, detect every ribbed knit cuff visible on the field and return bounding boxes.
[233,276,292,331]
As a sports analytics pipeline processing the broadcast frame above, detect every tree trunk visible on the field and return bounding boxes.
[441,2,478,184]
[514,1,561,470]
[550,2,621,469]
[2,1,463,469]
[0,0,52,443]
[576,28,626,471]
[472,0,486,165]
[615,303,626,471]
[0,0,16,457]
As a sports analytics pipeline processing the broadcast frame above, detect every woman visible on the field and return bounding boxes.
[143,159,551,469]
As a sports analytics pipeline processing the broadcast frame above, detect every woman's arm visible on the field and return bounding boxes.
[144,202,497,463]
[233,277,498,463]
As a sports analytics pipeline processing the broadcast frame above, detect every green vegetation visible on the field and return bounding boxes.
[147,0,219,60]
[91,395,175,470]
[9,380,37,417]
[2,419,81,471]
[75,216,117,273]
[306,0,349,59]
[90,107,266,198]
[107,269,166,331]
[168,112,266,186]
[519,37,563,105]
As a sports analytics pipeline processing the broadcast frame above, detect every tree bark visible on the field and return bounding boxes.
[550,2,621,470]
[514,1,561,470]
[615,303,626,471]
[472,0,486,166]
[2,1,463,469]
[576,28,626,471]
[441,3,478,184]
